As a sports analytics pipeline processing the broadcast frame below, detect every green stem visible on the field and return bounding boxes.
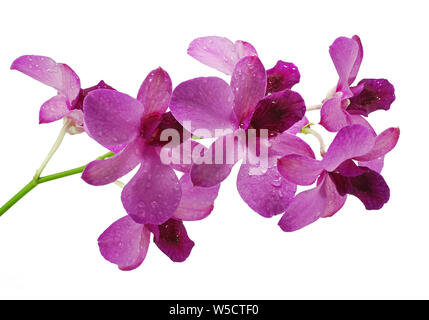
[0,152,114,217]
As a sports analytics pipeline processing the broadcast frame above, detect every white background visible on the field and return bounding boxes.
[0,0,427,299]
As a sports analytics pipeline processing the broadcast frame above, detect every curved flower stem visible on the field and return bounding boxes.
[301,126,327,156]
[113,180,125,188]
[33,119,71,181]
[0,152,114,217]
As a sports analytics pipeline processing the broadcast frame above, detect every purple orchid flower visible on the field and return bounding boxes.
[320,36,396,132]
[276,124,400,231]
[10,55,113,133]
[82,67,220,225]
[188,36,300,95]
[98,217,194,271]
[170,55,308,218]
[98,170,219,270]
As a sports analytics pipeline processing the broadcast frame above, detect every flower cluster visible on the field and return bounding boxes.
[8,35,398,270]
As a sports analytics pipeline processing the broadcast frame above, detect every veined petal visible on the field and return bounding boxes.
[349,35,364,85]
[347,79,395,116]
[266,61,300,94]
[231,56,267,127]
[190,134,241,187]
[39,94,70,124]
[359,157,384,173]
[355,127,400,161]
[322,125,376,172]
[173,173,220,221]
[137,67,172,116]
[11,55,80,103]
[250,89,305,137]
[153,219,195,262]
[98,216,151,271]
[237,162,296,218]
[320,94,350,132]
[187,36,239,75]
[278,175,328,232]
[269,132,315,159]
[82,138,144,186]
[84,89,144,147]
[170,77,237,134]
[277,154,323,186]
[121,147,181,225]
[329,37,359,98]
[234,40,258,58]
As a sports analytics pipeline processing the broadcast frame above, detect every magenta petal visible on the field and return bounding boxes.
[250,89,305,136]
[322,125,376,172]
[330,168,390,210]
[137,67,172,116]
[237,163,296,218]
[278,176,327,232]
[11,55,80,102]
[187,36,239,75]
[355,127,400,161]
[39,94,70,123]
[347,79,396,116]
[231,56,267,127]
[234,40,258,58]
[321,173,347,218]
[153,219,195,262]
[170,77,237,134]
[286,116,309,135]
[349,35,364,85]
[329,37,359,98]
[359,157,384,173]
[320,94,350,132]
[98,216,150,271]
[266,61,300,94]
[121,147,181,225]
[173,173,220,221]
[269,132,315,158]
[84,89,144,147]
[190,135,240,187]
[82,139,144,186]
[277,154,323,185]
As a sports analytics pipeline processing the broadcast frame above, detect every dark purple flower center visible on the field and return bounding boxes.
[143,112,190,146]
[74,80,115,110]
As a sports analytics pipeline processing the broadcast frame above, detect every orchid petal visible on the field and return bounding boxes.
[320,94,350,132]
[170,77,237,134]
[269,132,315,158]
[237,162,296,218]
[266,61,300,94]
[39,94,70,124]
[231,56,267,127]
[84,89,144,147]
[173,173,220,221]
[121,147,181,225]
[277,154,323,185]
[355,127,400,161]
[98,216,150,271]
[234,40,258,58]
[137,67,172,116]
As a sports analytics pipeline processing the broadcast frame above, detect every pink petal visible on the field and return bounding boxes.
[121,147,181,225]
[320,94,350,132]
[349,35,364,85]
[277,154,323,186]
[39,94,71,124]
[286,116,309,135]
[237,163,296,218]
[359,157,384,173]
[234,40,258,58]
[137,67,172,116]
[321,173,347,218]
[152,219,195,262]
[170,77,238,134]
[98,216,151,271]
[278,175,327,232]
[231,56,267,127]
[190,134,240,187]
[354,127,400,161]
[173,173,220,221]
[322,125,376,172]
[84,89,144,147]
[187,36,239,75]
[82,138,144,186]
[269,132,315,158]
[11,55,80,103]
[329,37,359,98]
